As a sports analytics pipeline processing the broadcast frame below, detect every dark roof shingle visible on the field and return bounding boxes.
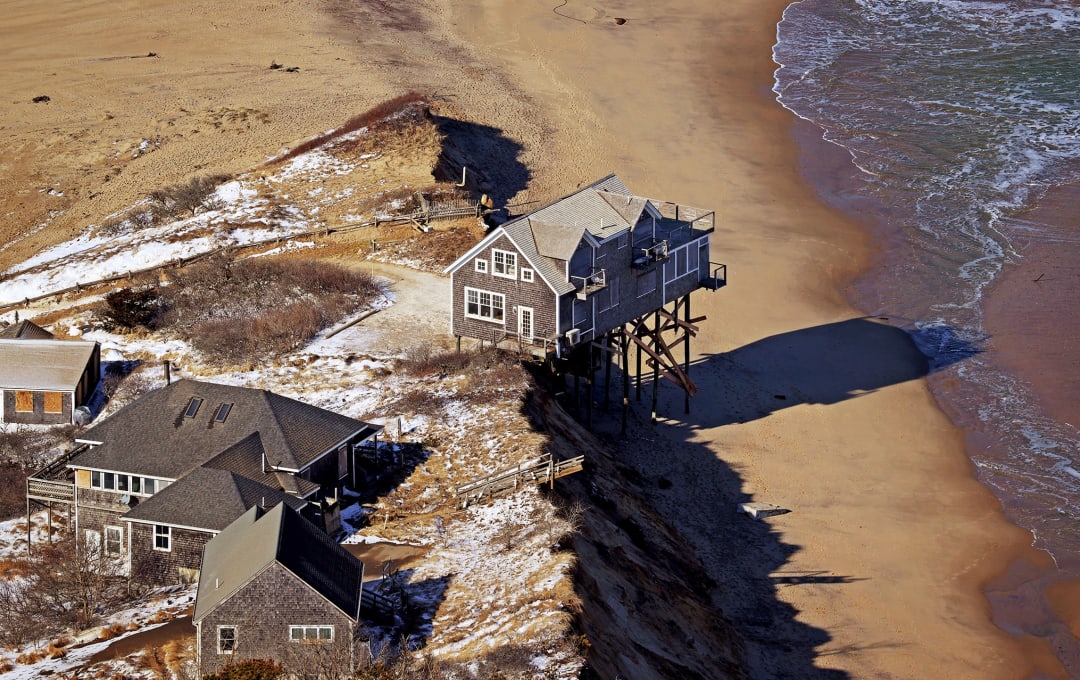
[121,466,307,531]
[193,503,363,623]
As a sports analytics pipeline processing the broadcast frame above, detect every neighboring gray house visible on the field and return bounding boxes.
[0,321,100,424]
[63,379,381,582]
[120,466,309,585]
[445,174,716,358]
[193,502,364,676]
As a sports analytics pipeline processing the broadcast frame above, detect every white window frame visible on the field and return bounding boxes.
[491,249,517,279]
[104,525,123,555]
[89,471,161,497]
[474,258,488,273]
[520,268,534,283]
[218,626,237,654]
[153,524,171,552]
[289,625,334,643]
[464,287,505,323]
[518,306,534,342]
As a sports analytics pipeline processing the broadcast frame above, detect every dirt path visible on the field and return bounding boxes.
[328,261,455,357]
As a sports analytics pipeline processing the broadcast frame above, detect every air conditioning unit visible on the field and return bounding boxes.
[565,328,580,345]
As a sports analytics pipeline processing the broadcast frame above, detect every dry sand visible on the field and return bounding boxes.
[0,0,1062,677]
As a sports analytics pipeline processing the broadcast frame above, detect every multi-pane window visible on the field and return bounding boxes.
[218,627,237,654]
[153,524,171,552]
[104,526,123,555]
[492,249,517,278]
[474,258,488,273]
[290,626,333,643]
[465,288,505,322]
[520,268,534,283]
[90,471,160,497]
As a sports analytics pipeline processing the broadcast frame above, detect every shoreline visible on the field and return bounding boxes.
[447,0,1064,676]
[0,0,1067,675]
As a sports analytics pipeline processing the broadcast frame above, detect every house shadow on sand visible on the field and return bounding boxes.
[531,317,980,679]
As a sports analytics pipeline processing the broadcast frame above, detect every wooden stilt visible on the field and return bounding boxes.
[635,333,642,401]
[574,371,580,416]
[651,309,660,423]
[603,335,612,411]
[684,295,692,414]
[621,333,630,436]
[47,503,52,543]
[586,344,595,430]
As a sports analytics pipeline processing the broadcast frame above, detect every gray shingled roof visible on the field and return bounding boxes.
[71,379,380,479]
[201,433,321,498]
[121,466,308,531]
[509,174,631,236]
[0,339,97,391]
[0,320,54,340]
[446,175,646,295]
[529,219,586,262]
[193,503,363,623]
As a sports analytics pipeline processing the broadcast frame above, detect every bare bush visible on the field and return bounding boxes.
[148,174,230,220]
[154,257,384,364]
[0,535,131,647]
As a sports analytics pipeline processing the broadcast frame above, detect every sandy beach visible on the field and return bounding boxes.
[0,0,1067,676]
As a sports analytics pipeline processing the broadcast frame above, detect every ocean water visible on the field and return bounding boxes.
[772,0,1080,662]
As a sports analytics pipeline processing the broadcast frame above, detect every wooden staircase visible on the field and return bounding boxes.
[455,453,585,507]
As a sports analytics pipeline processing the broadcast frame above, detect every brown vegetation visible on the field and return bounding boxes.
[269,92,433,167]
[99,174,230,237]
[93,257,385,365]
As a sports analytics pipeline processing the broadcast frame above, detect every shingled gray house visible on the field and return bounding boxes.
[193,502,364,676]
[63,379,381,584]
[445,174,716,358]
[120,467,309,584]
[0,321,100,425]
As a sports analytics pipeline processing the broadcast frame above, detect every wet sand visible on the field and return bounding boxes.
[0,0,1061,676]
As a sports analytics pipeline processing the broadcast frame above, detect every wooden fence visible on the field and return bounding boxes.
[0,196,481,315]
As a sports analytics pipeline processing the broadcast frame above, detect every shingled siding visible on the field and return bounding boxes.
[452,234,558,345]
[2,389,73,425]
[198,563,355,676]
[76,487,131,538]
[571,234,711,340]
[129,523,211,586]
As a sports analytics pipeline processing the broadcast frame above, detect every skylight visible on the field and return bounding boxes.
[184,397,204,418]
[214,402,233,424]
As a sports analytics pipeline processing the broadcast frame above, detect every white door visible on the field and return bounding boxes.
[518,307,534,342]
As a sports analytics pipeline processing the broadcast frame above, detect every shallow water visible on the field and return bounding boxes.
[773,0,1080,669]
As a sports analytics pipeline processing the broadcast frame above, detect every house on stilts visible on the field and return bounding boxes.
[445,174,726,428]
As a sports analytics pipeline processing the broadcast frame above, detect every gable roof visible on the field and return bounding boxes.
[71,379,381,479]
[193,503,363,623]
[0,339,98,391]
[446,175,639,295]
[0,320,54,340]
[121,466,308,532]
[201,433,321,498]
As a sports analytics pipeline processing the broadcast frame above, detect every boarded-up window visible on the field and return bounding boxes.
[44,392,63,413]
[15,391,33,412]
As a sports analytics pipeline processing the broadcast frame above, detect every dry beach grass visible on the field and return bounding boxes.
[0,0,1066,677]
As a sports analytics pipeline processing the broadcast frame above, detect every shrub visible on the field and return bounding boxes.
[202,658,284,680]
[148,174,230,220]
[157,257,383,364]
[100,287,159,330]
